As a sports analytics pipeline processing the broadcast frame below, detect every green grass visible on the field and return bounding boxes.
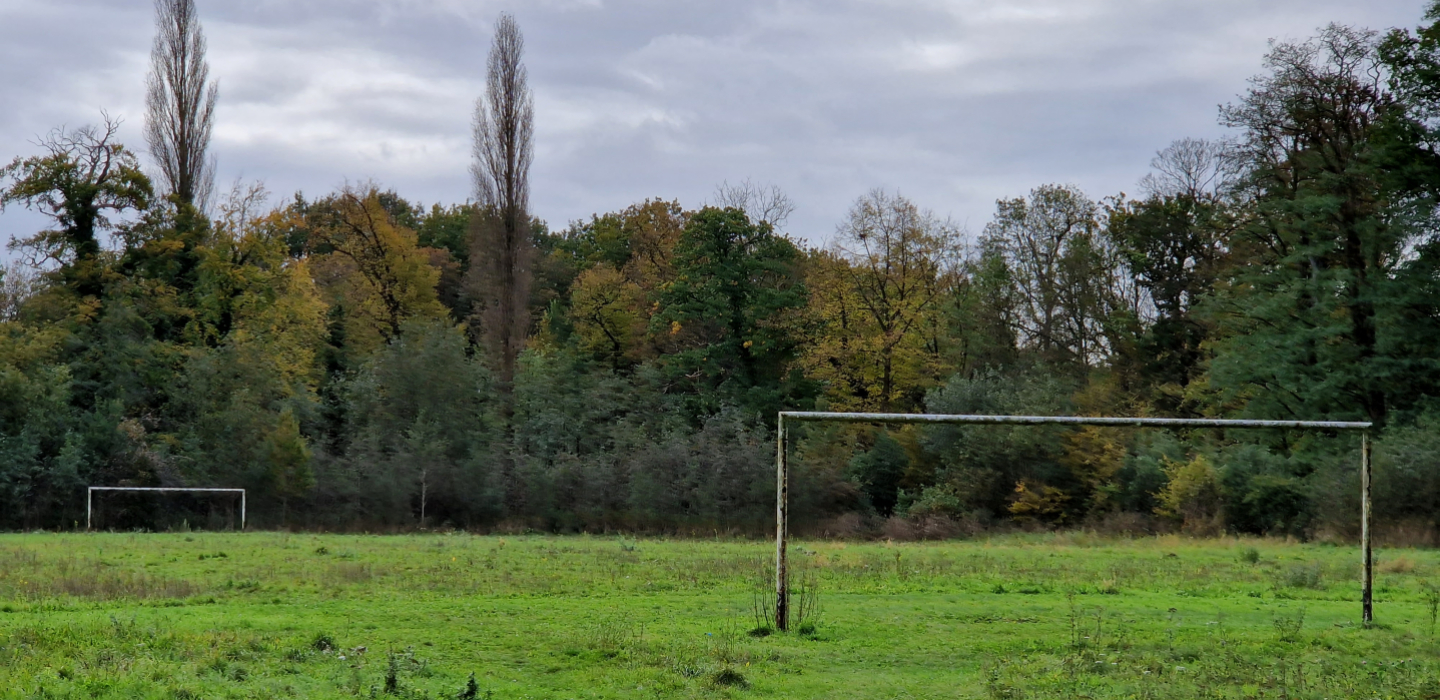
[2,532,1440,699]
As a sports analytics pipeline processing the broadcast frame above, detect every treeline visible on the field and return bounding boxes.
[8,8,1440,538]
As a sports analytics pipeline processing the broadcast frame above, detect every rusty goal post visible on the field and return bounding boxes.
[773,411,1374,631]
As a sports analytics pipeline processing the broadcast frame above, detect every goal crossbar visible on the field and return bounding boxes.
[87,487,247,531]
[773,411,1375,630]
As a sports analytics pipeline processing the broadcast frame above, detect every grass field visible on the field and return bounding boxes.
[2,532,1440,699]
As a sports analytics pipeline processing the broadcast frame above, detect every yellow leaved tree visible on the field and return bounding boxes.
[1155,453,1224,535]
[190,181,327,393]
[802,190,960,411]
[570,264,647,370]
[304,184,448,356]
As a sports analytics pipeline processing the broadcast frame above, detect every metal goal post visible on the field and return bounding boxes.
[86,487,247,531]
[773,412,1375,631]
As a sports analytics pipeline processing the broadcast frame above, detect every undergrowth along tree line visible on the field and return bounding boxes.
[9,5,1440,536]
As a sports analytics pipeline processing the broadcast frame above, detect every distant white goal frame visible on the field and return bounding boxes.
[86,487,247,531]
[773,412,1376,631]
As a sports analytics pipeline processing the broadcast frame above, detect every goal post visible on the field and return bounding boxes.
[773,411,1375,631]
[86,487,247,531]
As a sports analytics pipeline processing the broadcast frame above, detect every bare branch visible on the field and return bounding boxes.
[1139,138,1241,201]
[215,178,270,238]
[712,179,795,229]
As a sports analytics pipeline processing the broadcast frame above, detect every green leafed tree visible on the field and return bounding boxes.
[654,206,811,421]
[1209,24,1440,426]
[267,408,314,524]
[1104,139,1236,414]
[0,117,152,301]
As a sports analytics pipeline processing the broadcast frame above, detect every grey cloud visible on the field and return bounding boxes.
[0,0,1428,250]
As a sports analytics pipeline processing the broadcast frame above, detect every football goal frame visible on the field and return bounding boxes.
[86,487,247,531]
[773,411,1375,630]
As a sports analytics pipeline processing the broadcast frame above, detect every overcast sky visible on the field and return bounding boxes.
[0,0,1429,251]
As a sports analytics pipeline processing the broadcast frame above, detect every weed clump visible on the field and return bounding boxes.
[750,558,821,632]
[710,666,749,688]
[312,633,336,652]
[984,662,1021,700]
[1272,606,1306,642]
[1238,547,1260,565]
[584,619,640,658]
[456,672,492,699]
[379,646,431,694]
[385,653,401,693]
[1424,582,1440,636]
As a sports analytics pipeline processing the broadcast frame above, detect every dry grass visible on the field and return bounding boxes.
[1380,555,1417,574]
[323,562,377,585]
[0,548,202,601]
[1375,520,1440,548]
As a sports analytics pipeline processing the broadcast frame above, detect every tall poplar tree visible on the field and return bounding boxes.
[468,12,536,402]
[144,0,218,211]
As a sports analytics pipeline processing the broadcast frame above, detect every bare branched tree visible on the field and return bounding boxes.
[214,178,270,237]
[982,185,1125,368]
[712,178,795,228]
[145,0,218,211]
[468,12,536,399]
[1139,138,1240,202]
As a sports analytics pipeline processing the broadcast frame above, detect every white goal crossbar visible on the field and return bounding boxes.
[86,487,246,531]
[773,411,1375,630]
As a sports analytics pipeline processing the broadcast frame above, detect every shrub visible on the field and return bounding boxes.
[456,672,490,699]
[710,667,749,688]
[1155,454,1223,535]
[1278,563,1324,590]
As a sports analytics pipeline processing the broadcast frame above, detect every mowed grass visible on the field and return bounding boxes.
[2,533,1440,699]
